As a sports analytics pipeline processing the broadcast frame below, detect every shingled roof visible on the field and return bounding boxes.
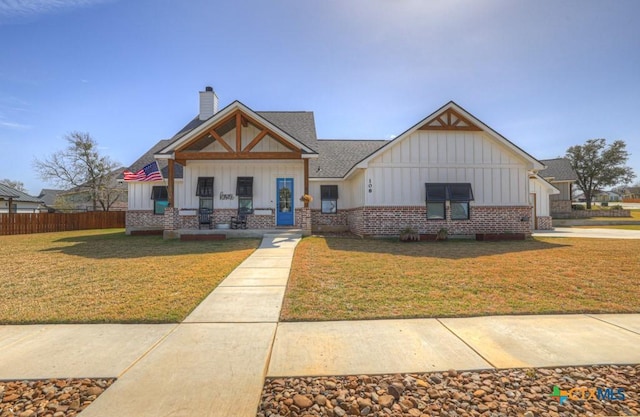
[310,139,387,178]
[124,111,320,179]
[539,158,578,181]
[0,183,44,204]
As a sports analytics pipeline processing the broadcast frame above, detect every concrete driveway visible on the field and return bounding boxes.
[533,227,640,239]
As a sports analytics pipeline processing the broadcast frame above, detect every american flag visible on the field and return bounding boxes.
[123,161,163,182]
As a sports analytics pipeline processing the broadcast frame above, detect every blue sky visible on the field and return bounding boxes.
[1,0,639,194]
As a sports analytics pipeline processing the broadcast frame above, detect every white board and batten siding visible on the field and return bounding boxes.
[128,160,305,211]
[179,160,304,210]
[364,131,530,207]
[128,182,159,210]
[308,173,364,211]
[529,177,559,217]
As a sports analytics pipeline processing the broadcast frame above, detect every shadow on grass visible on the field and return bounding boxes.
[321,236,571,259]
[41,231,260,259]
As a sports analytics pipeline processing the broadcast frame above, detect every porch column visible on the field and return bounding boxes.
[167,159,175,208]
[303,158,309,208]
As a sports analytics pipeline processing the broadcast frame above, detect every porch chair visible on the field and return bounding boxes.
[230,207,249,229]
[198,208,212,229]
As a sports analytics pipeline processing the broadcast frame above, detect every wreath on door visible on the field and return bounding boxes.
[279,187,291,212]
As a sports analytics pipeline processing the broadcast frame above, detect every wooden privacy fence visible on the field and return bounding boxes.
[0,212,126,235]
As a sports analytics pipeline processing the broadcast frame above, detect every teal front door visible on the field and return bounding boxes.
[276,178,294,226]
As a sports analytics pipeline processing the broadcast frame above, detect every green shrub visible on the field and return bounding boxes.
[572,204,585,210]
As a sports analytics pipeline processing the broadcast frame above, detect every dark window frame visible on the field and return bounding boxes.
[236,177,253,197]
[196,177,214,197]
[196,177,214,212]
[425,183,474,221]
[236,177,254,213]
[320,185,339,214]
[151,186,169,215]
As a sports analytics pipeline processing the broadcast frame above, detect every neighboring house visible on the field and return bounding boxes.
[37,188,65,212]
[623,186,640,200]
[594,190,621,203]
[575,190,622,203]
[54,169,128,212]
[0,184,45,213]
[123,87,557,237]
[539,158,577,216]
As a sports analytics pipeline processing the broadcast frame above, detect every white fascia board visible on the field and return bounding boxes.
[154,153,173,159]
[309,177,344,181]
[301,154,319,159]
[533,174,560,194]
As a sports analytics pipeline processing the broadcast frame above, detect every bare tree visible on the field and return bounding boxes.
[33,132,122,211]
[0,179,27,193]
[566,139,635,209]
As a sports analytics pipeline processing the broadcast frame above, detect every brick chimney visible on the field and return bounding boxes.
[199,86,219,120]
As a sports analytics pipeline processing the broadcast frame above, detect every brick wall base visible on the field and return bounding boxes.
[550,200,572,216]
[125,211,164,234]
[554,209,631,219]
[311,210,349,232]
[536,216,553,230]
[348,205,532,237]
[128,205,534,236]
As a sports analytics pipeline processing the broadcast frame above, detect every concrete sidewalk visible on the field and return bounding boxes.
[0,232,639,417]
[268,314,640,377]
[78,233,300,417]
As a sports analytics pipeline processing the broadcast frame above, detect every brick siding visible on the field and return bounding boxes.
[125,210,164,234]
[536,216,553,230]
[554,209,631,219]
[348,205,532,237]
[128,205,535,236]
[311,210,349,232]
[550,200,572,215]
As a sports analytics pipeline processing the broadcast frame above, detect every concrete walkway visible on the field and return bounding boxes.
[0,233,639,417]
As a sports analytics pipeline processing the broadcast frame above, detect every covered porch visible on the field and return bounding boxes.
[156,101,318,238]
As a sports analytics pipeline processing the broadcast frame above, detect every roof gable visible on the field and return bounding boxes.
[156,101,318,157]
[346,101,545,177]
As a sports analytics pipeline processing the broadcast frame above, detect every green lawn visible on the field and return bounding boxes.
[281,237,640,321]
[0,229,259,324]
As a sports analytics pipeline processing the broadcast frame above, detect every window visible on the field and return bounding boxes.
[196,177,214,197]
[236,177,253,213]
[449,183,473,220]
[425,183,473,220]
[320,185,338,214]
[151,186,168,215]
[196,177,214,211]
[425,183,446,220]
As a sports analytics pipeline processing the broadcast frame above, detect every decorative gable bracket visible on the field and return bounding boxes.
[419,108,481,131]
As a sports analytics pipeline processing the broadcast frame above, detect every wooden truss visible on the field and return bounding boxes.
[419,108,481,131]
[174,110,302,163]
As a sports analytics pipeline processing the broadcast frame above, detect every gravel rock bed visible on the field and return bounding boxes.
[258,365,639,417]
[0,378,114,417]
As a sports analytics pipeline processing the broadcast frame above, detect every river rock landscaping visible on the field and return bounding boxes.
[0,378,114,417]
[257,365,639,417]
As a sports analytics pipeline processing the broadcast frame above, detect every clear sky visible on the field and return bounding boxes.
[1,0,639,194]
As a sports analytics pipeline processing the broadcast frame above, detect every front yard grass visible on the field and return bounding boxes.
[0,229,259,324]
[281,237,640,321]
